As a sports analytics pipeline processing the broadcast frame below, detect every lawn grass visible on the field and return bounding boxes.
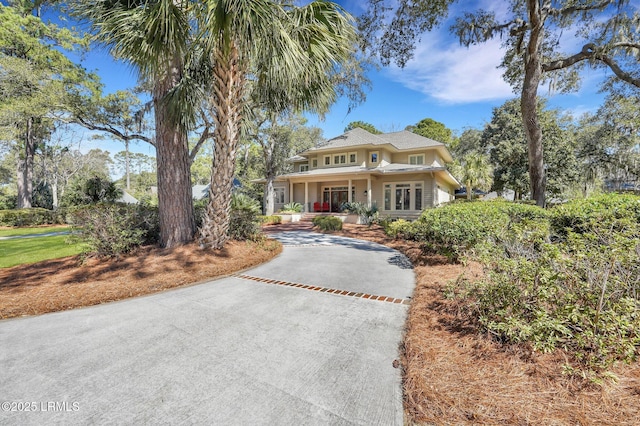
[0,226,71,238]
[0,235,84,268]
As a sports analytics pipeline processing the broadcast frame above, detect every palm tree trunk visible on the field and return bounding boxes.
[16,117,35,209]
[199,44,245,249]
[522,0,546,208]
[154,56,195,248]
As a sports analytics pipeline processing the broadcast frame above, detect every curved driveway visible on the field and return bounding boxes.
[0,231,414,425]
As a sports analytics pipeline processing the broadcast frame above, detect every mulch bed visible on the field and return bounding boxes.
[331,224,640,426]
[0,240,281,319]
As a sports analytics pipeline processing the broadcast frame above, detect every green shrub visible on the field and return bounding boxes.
[393,196,640,373]
[390,200,548,260]
[341,201,379,225]
[227,193,261,241]
[550,193,640,239]
[312,215,342,231]
[0,208,67,227]
[464,195,640,372]
[259,215,282,225]
[280,202,303,213]
[68,203,159,257]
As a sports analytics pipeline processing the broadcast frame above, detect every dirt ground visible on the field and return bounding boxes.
[333,224,640,426]
[0,239,281,319]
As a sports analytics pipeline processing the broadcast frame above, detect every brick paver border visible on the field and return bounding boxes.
[234,274,411,305]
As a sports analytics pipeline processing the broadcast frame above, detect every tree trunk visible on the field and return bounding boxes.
[125,140,131,191]
[199,44,244,249]
[16,117,35,209]
[52,175,59,210]
[264,176,276,215]
[154,57,195,248]
[263,145,276,215]
[466,180,472,200]
[522,0,546,208]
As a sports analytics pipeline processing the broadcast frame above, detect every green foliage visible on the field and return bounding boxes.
[312,215,343,231]
[407,117,453,145]
[340,201,379,225]
[227,193,262,241]
[389,200,548,261]
[230,193,261,214]
[280,202,303,213]
[61,176,121,207]
[258,215,282,225]
[480,98,580,199]
[550,193,640,238]
[0,208,67,227]
[404,194,640,373]
[344,121,381,134]
[68,203,159,257]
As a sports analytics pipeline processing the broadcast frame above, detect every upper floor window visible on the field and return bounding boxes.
[409,154,425,165]
[349,152,357,163]
[333,154,346,164]
[324,155,331,165]
[299,164,309,172]
[312,159,318,168]
[370,152,379,164]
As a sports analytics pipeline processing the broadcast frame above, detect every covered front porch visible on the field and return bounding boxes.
[275,176,375,213]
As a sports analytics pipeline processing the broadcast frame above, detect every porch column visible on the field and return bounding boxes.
[348,179,352,203]
[289,181,294,203]
[367,177,372,208]
[304,182,309,212]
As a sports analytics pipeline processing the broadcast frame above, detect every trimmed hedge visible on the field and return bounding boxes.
[387,200,548,260]
[259,215,282,225]
[312,215,343,231]
[0,208,68,227]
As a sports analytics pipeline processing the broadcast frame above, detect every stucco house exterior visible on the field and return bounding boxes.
[270,127,460,219]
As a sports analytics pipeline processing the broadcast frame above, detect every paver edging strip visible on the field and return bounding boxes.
[235,273,411,305]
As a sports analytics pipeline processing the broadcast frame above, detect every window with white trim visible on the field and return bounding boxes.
[324,155,331,165]
[299,164,309,172]
[370,151,379,164]
[349,152,357,163]
[312,159,318,168]
[383,182,424,211]
[409,154,425,165]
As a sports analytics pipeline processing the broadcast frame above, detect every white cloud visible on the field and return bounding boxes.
[386,35,514,104]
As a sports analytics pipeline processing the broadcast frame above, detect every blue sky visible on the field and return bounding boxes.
[38,0,634,157]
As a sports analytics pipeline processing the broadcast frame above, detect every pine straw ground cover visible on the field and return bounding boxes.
[0,239,281,319]
[333,224,640,426]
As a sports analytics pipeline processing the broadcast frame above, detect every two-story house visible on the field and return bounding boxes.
[270,127,460,218]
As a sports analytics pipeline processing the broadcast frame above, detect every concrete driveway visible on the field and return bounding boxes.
[0,231,414,425]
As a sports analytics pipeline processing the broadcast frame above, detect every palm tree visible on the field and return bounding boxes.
[72,0,195,248]
[196,0,356,249]
[456,153,494,200]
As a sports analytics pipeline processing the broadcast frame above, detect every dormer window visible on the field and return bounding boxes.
[409,154,425,165]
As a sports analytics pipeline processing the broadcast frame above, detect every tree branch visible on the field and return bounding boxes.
[189,127,210,163]
[542,44,595,71]
[542,43,640,88]
[70,116,154,146]
[549,0,618,17]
